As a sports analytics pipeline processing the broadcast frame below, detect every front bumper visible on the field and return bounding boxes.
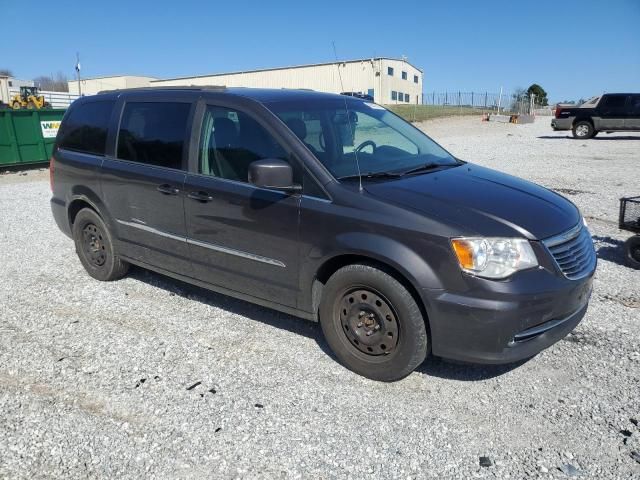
[422,268,593,364]
[551,118,572,130]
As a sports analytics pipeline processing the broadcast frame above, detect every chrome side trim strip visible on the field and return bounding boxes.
[116,219,186,243]
[186,238,286,268]
[115,219,286,268]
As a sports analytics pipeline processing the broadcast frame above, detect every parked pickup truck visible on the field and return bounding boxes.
[552,93,640,139]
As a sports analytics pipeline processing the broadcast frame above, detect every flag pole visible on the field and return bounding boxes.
[76,53,81,96]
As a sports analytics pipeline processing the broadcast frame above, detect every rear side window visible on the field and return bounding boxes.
[601,95,627,109]
[631,95,640,115]
[117,102,191,170]
[57,101,114,155]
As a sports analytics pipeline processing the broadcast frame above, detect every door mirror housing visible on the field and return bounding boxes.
[248,159,301,193]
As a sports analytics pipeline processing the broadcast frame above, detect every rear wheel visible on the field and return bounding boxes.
[572,120,594,139]
[319,264,428,381]
[72,208,129,281]
[11,101,21,110]
[624,236,640,270]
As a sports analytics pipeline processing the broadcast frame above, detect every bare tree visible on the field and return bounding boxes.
[0,68,13,77]
[33,72,69,92]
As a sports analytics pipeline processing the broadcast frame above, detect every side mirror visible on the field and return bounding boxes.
[248,159,301,193]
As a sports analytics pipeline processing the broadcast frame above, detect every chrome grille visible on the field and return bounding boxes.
[543,223,596,280]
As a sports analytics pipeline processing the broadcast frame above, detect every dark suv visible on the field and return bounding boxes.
[552,93,640,138]
[51,87,596,381]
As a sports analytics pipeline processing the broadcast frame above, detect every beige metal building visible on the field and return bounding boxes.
[67,75,158,95]
[151,58,423,105]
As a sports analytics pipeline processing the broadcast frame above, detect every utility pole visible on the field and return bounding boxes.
[75,53,81,96]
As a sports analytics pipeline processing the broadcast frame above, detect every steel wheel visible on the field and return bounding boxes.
[81,223,107,267]
[72,208,129,281]
[319,264,428,381]
[338,287,399,356]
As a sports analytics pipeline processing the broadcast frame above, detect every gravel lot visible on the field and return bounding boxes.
[1,116,639,479]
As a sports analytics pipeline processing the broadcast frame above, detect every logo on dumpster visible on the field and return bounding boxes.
[40,121,61,138]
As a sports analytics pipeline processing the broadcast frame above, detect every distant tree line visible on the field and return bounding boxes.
[0,68,69,92]
[511,84,549,107]
[34,72,69,92]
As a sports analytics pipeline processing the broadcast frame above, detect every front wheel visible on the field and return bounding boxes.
[624,236,640,270]
[319,264,428,381]
[572,121,594,139]
[72,208,129,281]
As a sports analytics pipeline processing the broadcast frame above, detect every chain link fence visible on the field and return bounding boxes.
[420,91,552,115]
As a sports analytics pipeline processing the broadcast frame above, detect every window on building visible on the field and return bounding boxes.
[402,71,407,80]
[387,67,394,76]
[8,81,13,87]
[414,75,419,83]
[199,105,288,182]
[391,91,397,101]
[58,100,115,155]
[404,93,410,103]
[117,102,191,170]
[397,92,403,102]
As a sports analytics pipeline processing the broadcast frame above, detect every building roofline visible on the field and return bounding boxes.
[151,57,423,83]
[67,74,159,81]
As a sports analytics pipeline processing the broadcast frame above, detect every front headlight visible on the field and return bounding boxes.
[450,237,538,279]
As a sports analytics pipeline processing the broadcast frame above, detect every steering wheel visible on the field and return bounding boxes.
[355,140,377,154]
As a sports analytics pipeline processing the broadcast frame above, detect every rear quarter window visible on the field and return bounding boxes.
[116,102,191,170]
[57,100,115,155]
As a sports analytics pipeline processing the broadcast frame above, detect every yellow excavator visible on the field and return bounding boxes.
[10,86,51,110]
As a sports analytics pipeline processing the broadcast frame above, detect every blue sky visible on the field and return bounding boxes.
[3,0,639,102]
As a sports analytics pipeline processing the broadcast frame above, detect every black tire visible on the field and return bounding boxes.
[591,130,598,138]
[72,208,129,281]
[319,264,428,382]
[624,236,640,270]
[572,120,594,139]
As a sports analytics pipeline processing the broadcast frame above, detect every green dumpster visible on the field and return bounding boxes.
[0,109,66,167]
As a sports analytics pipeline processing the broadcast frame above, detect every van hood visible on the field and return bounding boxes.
[363,163,580,240]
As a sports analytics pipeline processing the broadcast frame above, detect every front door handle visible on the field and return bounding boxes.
[157,184,180,195]
[187,191,213,202]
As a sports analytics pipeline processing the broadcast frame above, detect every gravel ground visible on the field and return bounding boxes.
[1,117,639,479]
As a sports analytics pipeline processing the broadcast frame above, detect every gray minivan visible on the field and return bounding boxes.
[51,87,596,381]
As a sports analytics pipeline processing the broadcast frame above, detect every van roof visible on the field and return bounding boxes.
[95,86,352,104]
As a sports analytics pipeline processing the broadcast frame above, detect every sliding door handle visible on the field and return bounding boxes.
[157,184,180,195]
[187,191,213,202]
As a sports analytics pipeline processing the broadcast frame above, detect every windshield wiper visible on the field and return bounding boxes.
[337,171,403,181]
[400,162,446,176]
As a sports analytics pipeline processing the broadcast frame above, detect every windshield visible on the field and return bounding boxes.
[266,98,459,179]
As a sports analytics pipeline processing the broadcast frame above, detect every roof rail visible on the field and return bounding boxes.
[96,85,227,94]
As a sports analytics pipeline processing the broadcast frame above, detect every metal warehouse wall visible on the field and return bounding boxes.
[68,76,157,95]
[151,59,423,105]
